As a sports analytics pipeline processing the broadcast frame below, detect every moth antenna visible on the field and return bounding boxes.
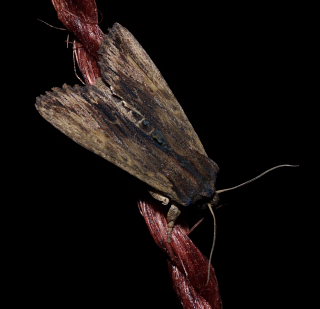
[216,164,299,194]
[38,19,71,50]
[37,18,67,31]
[206,203,216,285]
[72,41,85,85]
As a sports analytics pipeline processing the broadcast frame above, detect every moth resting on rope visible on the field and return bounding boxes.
[36,23,220,238]
[36,23,295,241]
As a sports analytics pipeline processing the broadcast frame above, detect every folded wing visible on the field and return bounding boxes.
[36,23,219,206]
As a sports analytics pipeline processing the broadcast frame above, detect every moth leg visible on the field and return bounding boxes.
[166,204,181,242]
[149,191,170,205]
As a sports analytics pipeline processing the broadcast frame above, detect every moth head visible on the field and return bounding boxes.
[194,180,219,209]
[210,192,220,209]
[200,180,219,205]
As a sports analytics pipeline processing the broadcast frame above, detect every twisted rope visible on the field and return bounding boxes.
[50,1,222,307]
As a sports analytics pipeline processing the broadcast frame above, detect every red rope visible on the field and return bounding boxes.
[139,201,222,308]
[52,0,103,84]
[50,1,222,308]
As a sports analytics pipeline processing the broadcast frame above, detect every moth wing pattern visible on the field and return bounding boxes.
[99,23,207,157]
[36,23,219,206]
[36,81,175,196]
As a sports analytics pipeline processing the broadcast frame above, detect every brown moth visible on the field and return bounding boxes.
[36,23,220,230]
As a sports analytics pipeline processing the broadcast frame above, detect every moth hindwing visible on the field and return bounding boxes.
[36,23,219,207]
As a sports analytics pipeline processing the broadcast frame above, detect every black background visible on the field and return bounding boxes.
[6,1,308,308]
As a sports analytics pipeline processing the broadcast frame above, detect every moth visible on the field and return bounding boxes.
[36,23,220,232]
[37,23,266,237]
